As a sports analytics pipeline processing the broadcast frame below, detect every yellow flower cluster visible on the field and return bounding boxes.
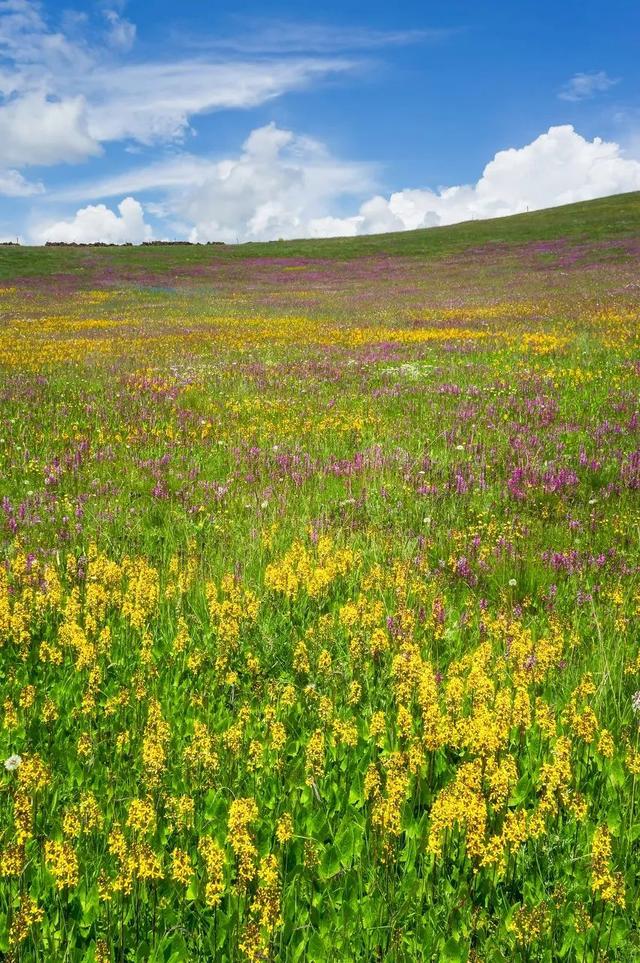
[227,798,259,888]
[198,837,226,907]
[44,839,79,890]
[590,826,625,907]
[265,536,359,599]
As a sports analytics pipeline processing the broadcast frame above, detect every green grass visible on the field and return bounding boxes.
[1,191,639,281]
[1,192,640,961]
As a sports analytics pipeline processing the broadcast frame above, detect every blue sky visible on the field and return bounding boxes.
[1,0,639,242]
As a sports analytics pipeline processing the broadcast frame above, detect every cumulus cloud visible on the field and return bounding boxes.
[559,71,619,102]
[32,196,152,243]
[0,91,100,166]
[175,122,374,243]
[183,124,640,240]
[310,125,640,238]
[42,124,640,243]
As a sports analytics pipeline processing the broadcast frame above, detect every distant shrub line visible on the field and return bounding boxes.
[42,240,226,247]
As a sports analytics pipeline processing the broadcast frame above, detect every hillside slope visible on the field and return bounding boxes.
[1,190,639,280]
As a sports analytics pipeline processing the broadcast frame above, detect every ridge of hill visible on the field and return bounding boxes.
[1,190,639,280]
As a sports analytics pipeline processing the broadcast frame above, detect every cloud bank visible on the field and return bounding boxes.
[2,4,636,243]
[39,124,640,243]
[327,125,640,237]
[0,0,357,164]
[32,196,152,244]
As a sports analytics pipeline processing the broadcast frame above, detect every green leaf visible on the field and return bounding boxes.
[166,934,189,962]
[608,917,629,949]
[0,915,9,954]
[186,877,199,901]
[607,804,622,835]
[320,843,341,879]
[307,932,326,961]
[609,758,626,789]
[441,936,468,962]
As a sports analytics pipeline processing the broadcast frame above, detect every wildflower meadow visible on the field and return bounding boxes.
[1,194,640,961]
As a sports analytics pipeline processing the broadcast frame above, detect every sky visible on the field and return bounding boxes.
[0,0,639,243]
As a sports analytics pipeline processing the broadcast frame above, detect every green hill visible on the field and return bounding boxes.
[1,190,639,280]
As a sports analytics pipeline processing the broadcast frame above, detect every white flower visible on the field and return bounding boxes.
[588,498,597,505]
[508,578,517,587]
[4,754,22,772]
[455,444,465,451]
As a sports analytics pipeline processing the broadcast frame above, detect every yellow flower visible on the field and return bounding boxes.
[269,720,286,752]
[13,791,33,844]
[370,752,409,851]
[63,792,103,837]
[369,711,386,747]
[165,794,195,831]
[305,729,325,785]
[126,798,156,836]
[134,842,163,882]
[45,839,79,890]
[507,902,549,945]
[19,684,36,709]
[198,836,225,907]
[184,720,219,776]
[0,843,25,877]
[597,729,614,759]
[95,940,111,963]
[590,825,625,907]
[9,895,43,947]
[142,699,170,786]
[17,753,50,792]
[227,798,258,888]
[77,731,93,758]
[275,812,294,845]
[170,848,194,886]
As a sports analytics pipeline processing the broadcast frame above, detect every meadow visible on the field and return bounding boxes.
[1,193,640,961]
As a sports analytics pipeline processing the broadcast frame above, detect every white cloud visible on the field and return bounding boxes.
[0,0,358,160]
[54,155,216,202]
[0,91,100,166]
[188,123,640,241]
[84,58,354,145]
[103,9,136,52]
[0,0,92,85]
[0,166,42,195]
[313,125,640,237]
[177,122,374,242]
[559,70,619,102]
[39,123,640,243]
[32,196,152,243]
[204,21,450,54]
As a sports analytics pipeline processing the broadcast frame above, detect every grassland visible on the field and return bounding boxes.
[0,194,639,961]
[1,191,639,280]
